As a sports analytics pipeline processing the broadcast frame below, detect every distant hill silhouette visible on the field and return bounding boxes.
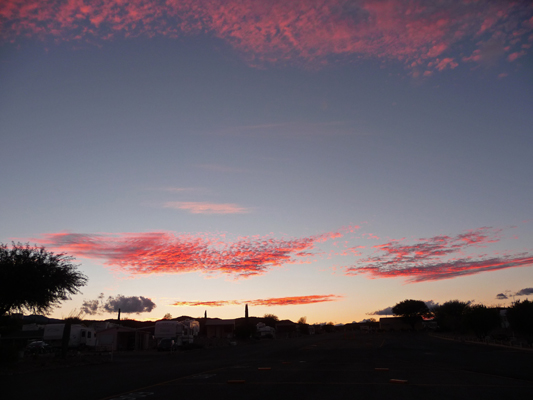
[23,315,61,324]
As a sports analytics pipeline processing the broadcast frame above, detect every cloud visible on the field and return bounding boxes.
[516,287,533,296]
[31,228,352,278]
[197,164,247,173]
[346,227,533,282]
[164,201,251,214]
[172,294,343,307]
[352,254,533,283]
[496,293,508,300]
[216,121,360,137]
[173,300,234,307]
[424,300,440,310]
[81,293,156,314]
[508,50,527,62]
[161,187,204,193]
[368,300,438,315]
[367,306,393,316]
[434,57,458,71]
[103,295,156,314]
[248,295,343,306]
[463,40,508,66]
[80,299,101,315]
[1,1,531,73]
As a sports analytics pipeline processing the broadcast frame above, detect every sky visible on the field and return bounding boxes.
[1,0,532,324]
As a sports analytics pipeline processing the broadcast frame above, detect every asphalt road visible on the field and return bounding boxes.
[4,332,533,400]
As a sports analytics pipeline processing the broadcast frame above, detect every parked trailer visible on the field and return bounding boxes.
[181,319,200,336]
[154,320,199,346]
[256,322,276,339]
[43,324,96,348]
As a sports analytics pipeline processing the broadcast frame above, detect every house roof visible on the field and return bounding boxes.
[276,320,297,326]
[205,318,235,326]
[96,326,150,335]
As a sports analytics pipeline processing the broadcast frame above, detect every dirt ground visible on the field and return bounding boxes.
[3,331,533,400]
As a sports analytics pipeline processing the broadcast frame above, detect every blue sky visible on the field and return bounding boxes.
[1,0,532,323]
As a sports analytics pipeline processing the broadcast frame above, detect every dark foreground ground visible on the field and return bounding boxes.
[3,331,533,400]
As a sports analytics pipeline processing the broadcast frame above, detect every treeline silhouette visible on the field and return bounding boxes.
[432,299,533,343]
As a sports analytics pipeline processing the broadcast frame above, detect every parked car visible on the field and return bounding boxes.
[25,341,51,354]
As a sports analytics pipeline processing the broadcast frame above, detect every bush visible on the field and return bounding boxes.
[507,300,533,342]
[433,300,470,332]
[463,305,500,339]
[234,323,255,340]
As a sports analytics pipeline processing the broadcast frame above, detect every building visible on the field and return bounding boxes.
[276,320,298,337]
[379,317,423,331]
[205,319,235,338]
[95,326,151,351]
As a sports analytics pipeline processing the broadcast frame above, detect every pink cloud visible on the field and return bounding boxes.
[345,227,533,282]
[462,49,482,63]
[435,57,458,71]
[197,164,247,173]
[248,294,343,306]
[353,255,533,283]
[1,1,531,72]
[161,187,204,193]
[30,228,350,278]
[172,294,343,307]
[164,201,251,214]
[508,50,526,62]
[173,300,234,307]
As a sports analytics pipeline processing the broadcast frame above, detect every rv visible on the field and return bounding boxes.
[256,322,276,339]
[43,324,96,348]
[154,319,200,346]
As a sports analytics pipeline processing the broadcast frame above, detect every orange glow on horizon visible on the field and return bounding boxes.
[172,294,343,307]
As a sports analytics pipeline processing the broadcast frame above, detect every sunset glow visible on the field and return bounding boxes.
[1,0,532,323]
[346,228,533,282]
[32,229,350,278]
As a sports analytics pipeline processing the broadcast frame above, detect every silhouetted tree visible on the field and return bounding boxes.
[64,308,84,324]
[163,313,173,320]
[392,299,429,329]
[0,243,87,316]
[236,305,254,340]
[324,322,335,332]
[434,300,470,332]
[463,304,500,339]
[263,313,278,327]
[507,300,533,340]
[298,316,309,334]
